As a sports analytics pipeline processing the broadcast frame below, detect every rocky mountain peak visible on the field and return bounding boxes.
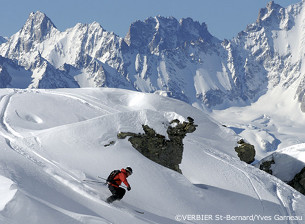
[256,1,284,27]
[179,17,213,41]
[266,1,281,11]
[21,11,57,42]
[125,15,215,53]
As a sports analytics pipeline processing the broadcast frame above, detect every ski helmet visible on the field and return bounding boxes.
[126,167,133,175]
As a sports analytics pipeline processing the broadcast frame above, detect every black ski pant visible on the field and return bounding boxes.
[107,185,126,203]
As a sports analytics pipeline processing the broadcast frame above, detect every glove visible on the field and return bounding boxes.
[127,186,131,191]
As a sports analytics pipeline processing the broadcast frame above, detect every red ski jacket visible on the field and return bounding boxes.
[109,168,131,188]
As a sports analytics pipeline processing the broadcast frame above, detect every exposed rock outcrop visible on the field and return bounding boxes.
[234,139,256,164]
[117,117,197,173]
[259,157,275,175]
[288,167,305,195]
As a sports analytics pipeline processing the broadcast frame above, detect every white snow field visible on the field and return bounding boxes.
[0,88,304,224]
[211,85,305,160]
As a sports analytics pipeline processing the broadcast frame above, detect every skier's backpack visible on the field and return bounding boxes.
[107,170,121,185]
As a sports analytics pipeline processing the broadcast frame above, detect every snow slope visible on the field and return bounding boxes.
[211,84,305,159]
[0,88,304,224]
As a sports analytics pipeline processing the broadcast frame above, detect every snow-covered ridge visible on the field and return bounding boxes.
[0,88,304,223]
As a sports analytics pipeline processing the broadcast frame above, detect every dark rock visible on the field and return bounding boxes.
[288,167,305,195]
[104,141,115,147]
[237,139,245,144]
[117,117,197,173]
[234,139,256,164]
[259,158,275,175]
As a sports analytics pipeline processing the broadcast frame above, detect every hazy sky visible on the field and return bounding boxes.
[0,0,302,40]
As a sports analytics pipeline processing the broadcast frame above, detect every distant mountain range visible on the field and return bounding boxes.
[1,1,305,111]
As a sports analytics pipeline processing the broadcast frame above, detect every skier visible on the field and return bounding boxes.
[106,167,132,203]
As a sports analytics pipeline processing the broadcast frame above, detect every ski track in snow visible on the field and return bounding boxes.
[45,90,121,115]
[191,140,264,211]
[186,138,298,219]
[274,182,303,224]
[277,188,291,224]
[19,188,114,224]
[0,92,16,137]
[0,91,46,168]
[0,90,152,223]
[0,90,108,179]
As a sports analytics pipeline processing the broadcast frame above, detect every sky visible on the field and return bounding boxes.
[0,0,302,40]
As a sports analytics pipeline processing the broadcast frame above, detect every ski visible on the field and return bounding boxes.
[98,176,107,181]
[98,176,129,189]
[105,200,145,214]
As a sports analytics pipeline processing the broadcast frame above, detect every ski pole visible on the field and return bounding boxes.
[83,179,107,185]
[97,176,108,181]
[98,176,128,189]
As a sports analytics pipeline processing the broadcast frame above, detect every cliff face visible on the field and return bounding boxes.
[288,167,305,195]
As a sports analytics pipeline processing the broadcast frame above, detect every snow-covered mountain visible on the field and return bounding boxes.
[0,88,304,223]
[229,1,305,110]
[1,1,305,111]
[0,11,132,90]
